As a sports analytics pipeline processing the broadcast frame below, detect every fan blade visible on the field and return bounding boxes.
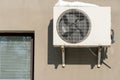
[62,24,77,38]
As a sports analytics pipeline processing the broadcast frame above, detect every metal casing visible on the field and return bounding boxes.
[53,6,111,47]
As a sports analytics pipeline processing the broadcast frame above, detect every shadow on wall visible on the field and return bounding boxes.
[47,19,108,69]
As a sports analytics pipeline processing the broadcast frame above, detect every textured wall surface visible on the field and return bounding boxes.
[0,0,120,80]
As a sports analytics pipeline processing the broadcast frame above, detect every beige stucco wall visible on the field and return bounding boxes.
[0,0,120,80]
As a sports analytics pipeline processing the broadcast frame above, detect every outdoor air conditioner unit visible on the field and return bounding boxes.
[53,7,111,47]
[53,4,111,68]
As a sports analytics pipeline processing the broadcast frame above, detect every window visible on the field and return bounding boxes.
[0,33,34,80]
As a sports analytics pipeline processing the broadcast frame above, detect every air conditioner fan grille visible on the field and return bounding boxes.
[57,9,90,43]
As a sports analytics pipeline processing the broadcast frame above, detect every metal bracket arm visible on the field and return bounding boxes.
[97,47,102,68]
[61,46,65,68]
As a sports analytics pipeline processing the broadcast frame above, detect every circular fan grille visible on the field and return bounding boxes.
[57,9,91,43]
